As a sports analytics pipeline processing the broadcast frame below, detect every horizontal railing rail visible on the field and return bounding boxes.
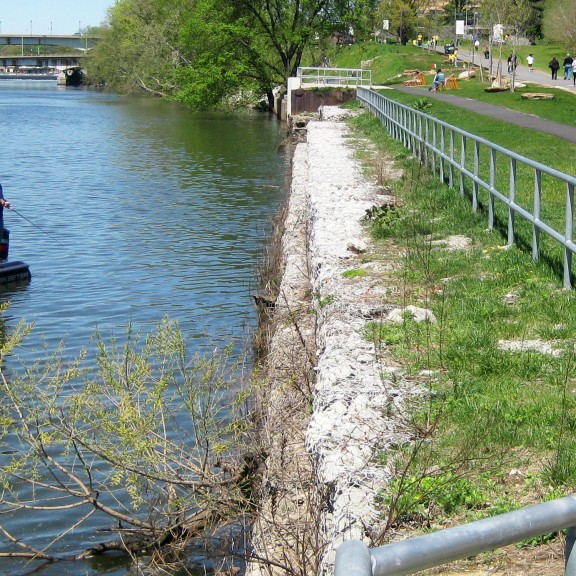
[297,66,372,87]
[356,86,576,288]
[335,493,576,576]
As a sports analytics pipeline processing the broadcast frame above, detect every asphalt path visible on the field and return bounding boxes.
[391,44,576,144]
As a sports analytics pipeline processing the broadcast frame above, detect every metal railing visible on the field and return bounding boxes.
[357,86,576,288]
[335,493,576,576]
[297,66,372,87]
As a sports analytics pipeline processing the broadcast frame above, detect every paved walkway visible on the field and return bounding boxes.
[390,45,576,144]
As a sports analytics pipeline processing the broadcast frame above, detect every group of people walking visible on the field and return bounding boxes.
[548,54,576,84]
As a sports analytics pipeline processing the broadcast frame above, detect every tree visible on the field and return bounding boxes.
[480,0,534,92]
[88,0,192,95]
[526,0,545,40]
[0,317,260,572]
[88,0,381,108]
[543,0,576,54]
[442,0,475,25]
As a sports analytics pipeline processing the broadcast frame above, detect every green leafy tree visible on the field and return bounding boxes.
[89,0,381,108]
[526,0,545,40]
[543,0,576,53]
[377,0,417,45]
[88,0,191,95]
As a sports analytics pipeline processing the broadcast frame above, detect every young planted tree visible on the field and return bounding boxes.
[0,316,260,571]
[481,0,534,91]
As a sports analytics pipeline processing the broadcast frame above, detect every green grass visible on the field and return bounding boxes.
[385,76,576,129]
[327,39,572,84]
[348,110,576,534]
[455,38,569,75]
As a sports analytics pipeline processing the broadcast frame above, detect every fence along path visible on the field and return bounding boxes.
[357,86,576,288]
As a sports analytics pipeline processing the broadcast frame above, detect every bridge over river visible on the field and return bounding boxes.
[0,34,99,71]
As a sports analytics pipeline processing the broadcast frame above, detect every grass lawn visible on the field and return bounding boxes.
[376,86,576,171]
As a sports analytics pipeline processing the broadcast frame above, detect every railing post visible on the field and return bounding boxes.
[566,526,576,575]
[489,147,496,230]
[335,540,372,576]
[533,168,541,261]
[473,140,479,212]
[424,118,430,167]
[448,129,454,189]
[439,125,445,183]
[508,157,516,246]
[432,122,437,175]
[565,181,574,289]
[459,134,466,197]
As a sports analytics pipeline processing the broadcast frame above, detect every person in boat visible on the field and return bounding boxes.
[0,183,11,260]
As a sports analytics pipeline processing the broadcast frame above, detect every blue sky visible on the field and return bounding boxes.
[0,0,114,35]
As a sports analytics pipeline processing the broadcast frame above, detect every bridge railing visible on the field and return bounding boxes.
[335,493,576,576]
[357,86,576,288]
[297,66,372,87]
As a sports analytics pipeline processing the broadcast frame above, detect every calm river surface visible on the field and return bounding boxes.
[0,81,289,575]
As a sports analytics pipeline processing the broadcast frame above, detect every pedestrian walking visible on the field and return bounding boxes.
[549,57,560,80]
[572,59,576,85]
[526,53,534,72]
[507,54,513,73]
[563,54,574,79]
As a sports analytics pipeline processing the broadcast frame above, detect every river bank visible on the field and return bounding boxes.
[248,106,420,575]
[247,102,573,576]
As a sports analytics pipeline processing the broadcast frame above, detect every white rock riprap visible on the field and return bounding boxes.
[302,110,422,575]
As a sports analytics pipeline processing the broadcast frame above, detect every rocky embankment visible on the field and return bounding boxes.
[248,107,422,575]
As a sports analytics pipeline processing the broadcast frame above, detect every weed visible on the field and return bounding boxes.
[342,268,368,278]
[412,98,433,111]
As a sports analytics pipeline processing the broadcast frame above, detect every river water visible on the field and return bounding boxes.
[0,81,289,575]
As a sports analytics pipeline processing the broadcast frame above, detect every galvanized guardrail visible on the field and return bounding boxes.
[297,66,372,87]
[356,86,576,288]
[335,493,576,576]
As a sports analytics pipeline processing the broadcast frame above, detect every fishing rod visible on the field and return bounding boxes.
[9,207,59,242]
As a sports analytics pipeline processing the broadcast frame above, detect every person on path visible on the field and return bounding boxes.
[428,68,445,91]
[549,57,560,80]
[563,54,574,79]
[507,54,513,73]
[526,53,534,72]
[572,59,576,85]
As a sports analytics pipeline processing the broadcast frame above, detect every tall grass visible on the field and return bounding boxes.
[349,110,576,535]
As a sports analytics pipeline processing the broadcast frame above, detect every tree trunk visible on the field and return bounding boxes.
[266,89,274,112]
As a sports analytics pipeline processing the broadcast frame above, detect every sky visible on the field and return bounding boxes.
[0,0,115,35]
